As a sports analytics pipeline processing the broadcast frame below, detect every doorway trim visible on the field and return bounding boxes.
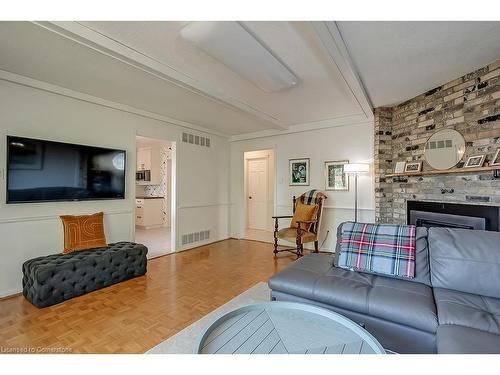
[134,132,177,253]
[243,149,276,237]
[246,156,269,231]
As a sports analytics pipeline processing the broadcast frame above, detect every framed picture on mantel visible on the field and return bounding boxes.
[464,154,486,168]
[491,149,500,166]
[394,161,406,173]
[404,162,422,173]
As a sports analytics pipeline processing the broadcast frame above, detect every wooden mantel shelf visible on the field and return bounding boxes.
[384,165,500,178]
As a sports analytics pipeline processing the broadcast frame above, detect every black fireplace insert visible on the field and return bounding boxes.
[407,201,500,231]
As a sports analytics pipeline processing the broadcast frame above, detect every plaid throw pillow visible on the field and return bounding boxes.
[338,222,416,279]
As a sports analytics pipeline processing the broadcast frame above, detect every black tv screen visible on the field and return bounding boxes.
[7,136,126,203]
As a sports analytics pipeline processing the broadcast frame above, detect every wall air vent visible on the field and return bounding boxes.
[182,230,210,245]
[182,132,210,147]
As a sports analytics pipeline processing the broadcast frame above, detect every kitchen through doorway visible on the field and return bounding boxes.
[135,136,176,258]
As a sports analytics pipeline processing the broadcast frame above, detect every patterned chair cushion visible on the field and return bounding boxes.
[297,190,327,233]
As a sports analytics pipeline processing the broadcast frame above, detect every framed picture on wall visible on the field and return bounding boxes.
[289,158,310,186]
[324,160,349,191]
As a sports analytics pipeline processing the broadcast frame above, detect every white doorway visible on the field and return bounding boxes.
[134,135,176,258]
[244,150,275,243]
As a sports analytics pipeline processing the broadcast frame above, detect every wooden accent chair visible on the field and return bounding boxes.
[273,190,327,258]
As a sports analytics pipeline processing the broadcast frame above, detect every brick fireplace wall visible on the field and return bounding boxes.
[374,59,500,224]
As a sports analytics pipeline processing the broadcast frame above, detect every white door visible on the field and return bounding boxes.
[247,158,268,230]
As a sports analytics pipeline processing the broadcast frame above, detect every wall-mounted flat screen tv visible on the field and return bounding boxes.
[6,136,126,203]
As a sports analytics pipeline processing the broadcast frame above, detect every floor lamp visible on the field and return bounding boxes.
[344,163,369,222]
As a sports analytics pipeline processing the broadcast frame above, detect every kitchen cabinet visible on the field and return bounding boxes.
[136,147,152,171]
[135,198,163,229]
[136,146,160,185]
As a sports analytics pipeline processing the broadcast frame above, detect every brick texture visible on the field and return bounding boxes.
[374,59,500,224]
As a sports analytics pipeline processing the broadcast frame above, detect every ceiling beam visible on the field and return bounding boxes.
[229,114,371,142]
[311,21,374,120]
[35,21,289,131]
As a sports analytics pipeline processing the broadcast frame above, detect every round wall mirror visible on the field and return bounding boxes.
[424,128,466,170]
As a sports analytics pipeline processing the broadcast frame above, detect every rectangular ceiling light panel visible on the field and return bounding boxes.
[180,21,299,92]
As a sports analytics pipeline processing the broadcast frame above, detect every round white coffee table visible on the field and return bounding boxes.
[196,302,385,354]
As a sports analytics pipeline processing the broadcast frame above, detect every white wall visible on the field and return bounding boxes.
[0,78,230,297]
[230,122,375,251]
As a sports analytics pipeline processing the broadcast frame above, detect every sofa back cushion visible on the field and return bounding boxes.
[428,227,500,298]
[334,222,431,286]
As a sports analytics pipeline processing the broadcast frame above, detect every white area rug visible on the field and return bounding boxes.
[146,282,271,354]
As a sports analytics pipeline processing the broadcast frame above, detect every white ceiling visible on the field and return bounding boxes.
[0,22,275,136]
[78,21,363,127]
[0,21,498,138]
[0,21,366,137]
[337,21,500,107]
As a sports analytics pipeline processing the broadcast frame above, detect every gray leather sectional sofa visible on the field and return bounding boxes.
[268,224,500,354]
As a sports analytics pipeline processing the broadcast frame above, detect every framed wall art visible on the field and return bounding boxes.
[464,154,486,168]
[394,161,406,173]
[491,149,500,166]
[404,162,422,173]
[324,160,349,191]
[289,158,310,186]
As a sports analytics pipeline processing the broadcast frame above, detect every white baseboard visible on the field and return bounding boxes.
[0,289,22,299]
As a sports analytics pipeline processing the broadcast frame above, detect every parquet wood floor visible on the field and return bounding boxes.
[0,239,295,354]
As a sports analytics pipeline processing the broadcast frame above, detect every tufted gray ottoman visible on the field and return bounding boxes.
[22,242,148,308]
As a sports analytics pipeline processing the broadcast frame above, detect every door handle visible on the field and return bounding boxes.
[248,196,252,199]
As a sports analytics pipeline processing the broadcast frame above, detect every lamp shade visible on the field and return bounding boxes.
[344,163,369,174]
